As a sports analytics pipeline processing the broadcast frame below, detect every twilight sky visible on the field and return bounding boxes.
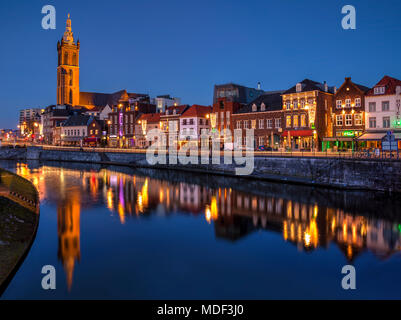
[1,0,401,128]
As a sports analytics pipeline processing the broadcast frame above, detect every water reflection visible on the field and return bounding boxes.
[13,162,401,291]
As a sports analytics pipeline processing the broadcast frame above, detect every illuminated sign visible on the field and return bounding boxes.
[342,131,355,137]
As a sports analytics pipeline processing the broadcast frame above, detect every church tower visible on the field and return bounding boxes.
[57,14,80,106]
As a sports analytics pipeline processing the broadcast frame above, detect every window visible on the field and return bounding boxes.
[69,89,73,104]
[354,114,362,125]
[236,121,241,129]
[300,100,306,109]
[286,116,291,128]
[383,116,390,128]
[336,100,342,109]
[374,86,385,95]
[189,119,194,125]
[296,83,302,93]
[382,101,390,111]
[300,114,306,127]
[260,103,266,111]
[368,102,376,112]
[336,115,343,126]
[182,119,187,125]
[69,70,73,86]
[355,98,361,107]
[286,102,291,110]
[72,53,77,66]
[258,136,264,146]
[259,119,264,129]
[64,52,68,65]
[345,99,351,108]
[275,118,281,128]
[293,100,298,110]
[369,117,376,128]
[243,120,249,129]
[267,119,273,129]
[251,119,256,129]
[345,114,352,126]
[293,115,299,127]
[252,104,257,112]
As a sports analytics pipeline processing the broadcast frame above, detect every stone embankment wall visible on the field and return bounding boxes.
[0,146,400,193]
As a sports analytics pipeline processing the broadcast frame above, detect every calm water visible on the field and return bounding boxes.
[1,160,401,299]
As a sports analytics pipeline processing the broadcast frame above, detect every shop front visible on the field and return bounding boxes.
[323,130,363,151]
[281,130,315,151]
[357,132,386,149]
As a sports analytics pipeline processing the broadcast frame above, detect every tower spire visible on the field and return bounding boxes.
[63,14,74,44]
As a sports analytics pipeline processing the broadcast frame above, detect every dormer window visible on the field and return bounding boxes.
[374,86,385,95]
[296,83,302,93]
[260,103,266,111]
[252,104,257,112]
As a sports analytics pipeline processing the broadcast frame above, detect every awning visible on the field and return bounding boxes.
[84,137,98,143]
[357,133,386,141]
[282,130,313,137]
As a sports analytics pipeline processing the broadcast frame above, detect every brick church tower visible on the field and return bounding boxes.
[57,14,80,106]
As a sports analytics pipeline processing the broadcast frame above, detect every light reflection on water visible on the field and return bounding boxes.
[2,161,401,299]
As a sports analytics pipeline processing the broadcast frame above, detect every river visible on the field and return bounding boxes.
[1,160,401,299]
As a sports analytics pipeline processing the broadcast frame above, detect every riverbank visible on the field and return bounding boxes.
[0,168,39,295]
[1,146,401,193]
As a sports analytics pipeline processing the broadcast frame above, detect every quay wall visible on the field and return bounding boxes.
[0,146,400,193]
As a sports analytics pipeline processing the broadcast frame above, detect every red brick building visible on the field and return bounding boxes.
[231,92,284,149]
[325,77,369,151]
[108,92,156,147]
[281,79,335,151]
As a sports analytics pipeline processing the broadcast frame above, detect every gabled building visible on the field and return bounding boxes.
[135,113,161,148]
[325,77,370,151]
[60,114,103,146]
[359,75,401,149]
[107,93,156,148]
[152,95,181,113]
[232,92,284,149]
[282,79,335,151]
[160,105,190,148]
[42,105,74,144]
[179,105,212,145]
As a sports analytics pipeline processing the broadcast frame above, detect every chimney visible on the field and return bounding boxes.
[257,82,261,90]
[324,81,328,92]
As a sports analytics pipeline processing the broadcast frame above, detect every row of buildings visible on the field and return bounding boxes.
[17,15,401,151]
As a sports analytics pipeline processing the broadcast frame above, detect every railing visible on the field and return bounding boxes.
[2,142,400,161]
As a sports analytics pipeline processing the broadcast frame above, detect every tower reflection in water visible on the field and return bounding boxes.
[15,163,401,290]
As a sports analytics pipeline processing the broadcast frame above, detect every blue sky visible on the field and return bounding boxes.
[1,0,401,128]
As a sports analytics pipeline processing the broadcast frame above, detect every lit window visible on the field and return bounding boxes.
[293,100,298,110]
[336,115,343,126]
[354,114,362,126]
[251,119,256,129]
[293,115,299,127]
[336,100,342,109]
[301,114,306,127]
[286,116,292,128]
[345,99,351,108]
[286,102,291,110]
[355,98,361,107]
[345,114,352,126]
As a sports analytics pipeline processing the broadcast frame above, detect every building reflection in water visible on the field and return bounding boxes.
[14,162,401,290]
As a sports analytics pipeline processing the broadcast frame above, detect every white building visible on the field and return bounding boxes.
[179,105,212,143]
[361,75,401,148]
[152,95,181,113]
